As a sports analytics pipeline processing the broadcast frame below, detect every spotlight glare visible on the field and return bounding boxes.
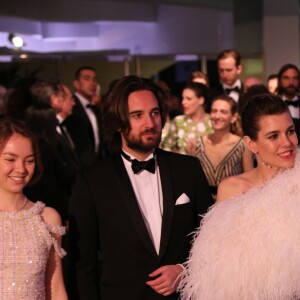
[8,33,24,48]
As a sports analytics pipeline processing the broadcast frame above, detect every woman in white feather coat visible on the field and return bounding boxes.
[179,93,300,300]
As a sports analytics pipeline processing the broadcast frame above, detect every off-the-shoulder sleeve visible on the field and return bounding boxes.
[44,223,67,258]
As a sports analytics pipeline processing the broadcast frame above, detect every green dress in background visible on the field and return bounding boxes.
[161,115,213,155]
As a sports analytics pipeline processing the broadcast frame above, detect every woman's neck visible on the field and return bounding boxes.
[209,130,231,144]
[190,109,207,123]
[254,163,280,184]
[0,191,27,212]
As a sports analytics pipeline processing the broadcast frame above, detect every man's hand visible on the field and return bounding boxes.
[146,264,183,296]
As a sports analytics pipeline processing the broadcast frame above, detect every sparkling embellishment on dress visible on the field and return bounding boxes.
[0,201,66,299]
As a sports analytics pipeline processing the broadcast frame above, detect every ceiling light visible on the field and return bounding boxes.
[8,33,24,48]
[20,54,28,59]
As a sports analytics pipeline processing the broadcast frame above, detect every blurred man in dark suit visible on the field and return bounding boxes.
[277,63,300,120]
[213,49,243,105]
[64,66,105,167]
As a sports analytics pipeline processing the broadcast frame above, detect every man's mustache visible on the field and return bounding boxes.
[287,85,297,89]
[142,129,159,134]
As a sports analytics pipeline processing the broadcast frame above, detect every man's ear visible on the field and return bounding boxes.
[198,96,204,106]
[50,94,58,108]
[243,135,257,154]
[237,64,242,76]
[73,80,79,91]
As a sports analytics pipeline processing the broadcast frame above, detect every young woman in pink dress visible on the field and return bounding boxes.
[0,118,68,300]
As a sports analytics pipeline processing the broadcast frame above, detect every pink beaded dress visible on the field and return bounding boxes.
[0,201,66,300]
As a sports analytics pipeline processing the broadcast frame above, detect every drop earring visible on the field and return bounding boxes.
[256,152,272,168]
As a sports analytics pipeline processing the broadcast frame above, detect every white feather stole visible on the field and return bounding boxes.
[179,152,300,300]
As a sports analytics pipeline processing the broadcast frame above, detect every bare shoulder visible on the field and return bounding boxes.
[217,173,249,203]
[230,133,242,143]
[41,206,62,227]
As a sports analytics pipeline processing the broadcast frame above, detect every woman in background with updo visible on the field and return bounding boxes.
[161,82,213,155]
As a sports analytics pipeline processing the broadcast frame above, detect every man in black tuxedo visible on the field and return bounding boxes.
[277,63,300,120]
[68,75,213,300]
[212,49,244,109]
[64,66,104,167]
[276,64,300,142]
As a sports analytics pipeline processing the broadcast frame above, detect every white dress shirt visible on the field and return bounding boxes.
[56,114,75,149]
[282,95,300,119]
[223,79,242,103]
[121,150,163,254]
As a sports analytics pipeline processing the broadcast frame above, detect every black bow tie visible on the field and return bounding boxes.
[285,100,300,108]
[132,158,155,174]
[225,86,241,94]
[121,151,156,174]
[86,104,98,112]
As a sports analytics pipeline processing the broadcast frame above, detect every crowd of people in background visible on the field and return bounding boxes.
[0,48,300,299]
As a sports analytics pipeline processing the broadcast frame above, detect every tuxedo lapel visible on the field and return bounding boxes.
[111,155,158,258]
[74,96,95,145]
[156,150,174,260]
[57,132,81,168]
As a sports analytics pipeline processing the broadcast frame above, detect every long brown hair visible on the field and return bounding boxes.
[102,75,167,154]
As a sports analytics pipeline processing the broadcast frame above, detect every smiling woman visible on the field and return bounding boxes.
[0,118,68,300]
[179,94,300,300]
[216,93,298,202]
[195,95,253,199]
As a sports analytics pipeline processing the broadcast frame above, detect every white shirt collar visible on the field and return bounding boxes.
[75,92,91,108]
[56,114,64,124]
[122,149,155,161]
[222,79,242,90]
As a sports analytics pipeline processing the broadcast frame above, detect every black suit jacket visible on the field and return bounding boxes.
[64,95,104,167]
[68,148,213,300]
[25,135,80,221]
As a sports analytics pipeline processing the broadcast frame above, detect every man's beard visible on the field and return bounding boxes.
[123,129,161,153]
[284,85,298,97]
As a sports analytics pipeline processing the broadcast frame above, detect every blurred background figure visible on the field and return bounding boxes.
[155,79,182,120]
[64,66,105,168]
[24,81,79,224]
[188,70,214,112]
[5,86,33,121]
[194,95,253,199]
[161,82,213,154]
[238,84,269,115]
[213,49,243,103]
[243,76,262,93]
[276,64,300,140]
[189,71,210,86]
[267,73,278,94]
[277,63,300,120]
